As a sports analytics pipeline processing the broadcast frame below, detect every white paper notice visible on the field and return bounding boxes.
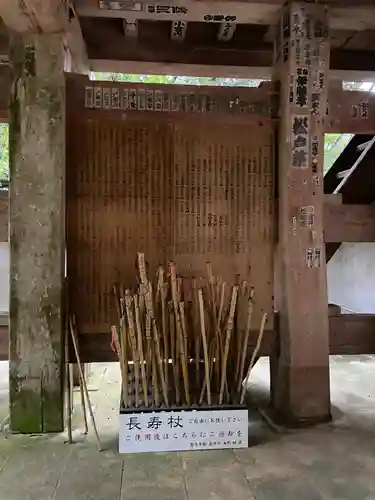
[119,409,248,453]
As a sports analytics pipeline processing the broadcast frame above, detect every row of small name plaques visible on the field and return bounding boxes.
[84,85,270,116]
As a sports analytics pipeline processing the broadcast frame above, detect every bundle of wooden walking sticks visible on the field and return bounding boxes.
[112,253,267,409]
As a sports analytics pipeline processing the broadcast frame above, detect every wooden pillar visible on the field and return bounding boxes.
[271,2,331,424]
[9,34,65,433]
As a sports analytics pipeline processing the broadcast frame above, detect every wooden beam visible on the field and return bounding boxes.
[77,0,284,25]
[1,313,375,360]
[0,0,71,32]
[84,29,273,68]
[0,191,7,242]
[65,9,89,73]
[327,87,375,133]
[272,2,331,425]
[85,30,375,83]
[0,65,9,122]
[4,191,373,246]
[0,0,89,73]
[76,0,375,31]
[324,203,375,243]
[9,34,66,433]
[0,321,8,361]
[0,20,9,63]
[329,314,375,355]
[324,194,343,205]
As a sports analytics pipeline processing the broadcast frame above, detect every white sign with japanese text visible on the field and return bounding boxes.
[119,409,248,453]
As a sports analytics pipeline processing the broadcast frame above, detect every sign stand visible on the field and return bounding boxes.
[119,403,248,453]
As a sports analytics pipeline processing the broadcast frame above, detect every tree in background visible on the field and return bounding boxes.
[92,72,262,87]
[324,133,353,173]
[0,123,8,185]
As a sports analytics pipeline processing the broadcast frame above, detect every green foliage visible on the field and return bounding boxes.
[324,133,353,173]
[0,123,8,183]
[92,72,262,87]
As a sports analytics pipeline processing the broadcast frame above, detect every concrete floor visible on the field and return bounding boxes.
[0,356,375,500]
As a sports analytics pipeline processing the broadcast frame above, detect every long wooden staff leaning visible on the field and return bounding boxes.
[199,281,226,403]
[219,286,238,405]
[198,288,211,406]
[111,325,128,408]
[138,253,169,406]
[158,268,169,386]
[170,261,190,405]
[134,294,148,407]
[65,327,73,444]
[192,278,201,396]
[69,316,102,451]
[240,312,267,404]
[119,302,129,408]
[206,262,220,389]
[169,301,180,405]
[236,287,255,393]
[124,291,140,407]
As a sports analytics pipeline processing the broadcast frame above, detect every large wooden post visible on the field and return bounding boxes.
[9,34,66,432]
[272,2,331,424]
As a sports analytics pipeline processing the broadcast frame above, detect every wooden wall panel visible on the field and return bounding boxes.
[66,78,275,336]
[67,119,174,333]
[173,122,274,328]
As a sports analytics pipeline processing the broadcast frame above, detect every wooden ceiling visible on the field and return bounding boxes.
[75,0,375,78]
[1,0,375,78]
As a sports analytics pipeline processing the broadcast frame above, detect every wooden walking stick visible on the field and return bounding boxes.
[198,288,211,405]
[151,342,160,407]
[150,285,169,406]
[145,304,152,382]
[118,308,129,408]
[192,278,201,395]
[199,282,226,403]
[113,284,122,321]
[214,281,226,393]
[79,370,89,434]
[179,301,188,365]
[159,271,169,387]
[124,291,140,407]
[121,316,129,408]
[236,287,255,392]
[65,329,73,444]
[170,262,190,405]
[206,262,217,322]
[71,316,88,434]
[111,325,129,408]
[206,263,221,390]
[217,281,226,329]
[240,312,268,404]
[138,254,169,406]
[199,337,215,405]
[69,317,102,451]
[169,302,180,404]
[219,286,238,404]
[134,294,148,407]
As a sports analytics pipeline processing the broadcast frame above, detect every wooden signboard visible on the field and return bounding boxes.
[66,75,275,338]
